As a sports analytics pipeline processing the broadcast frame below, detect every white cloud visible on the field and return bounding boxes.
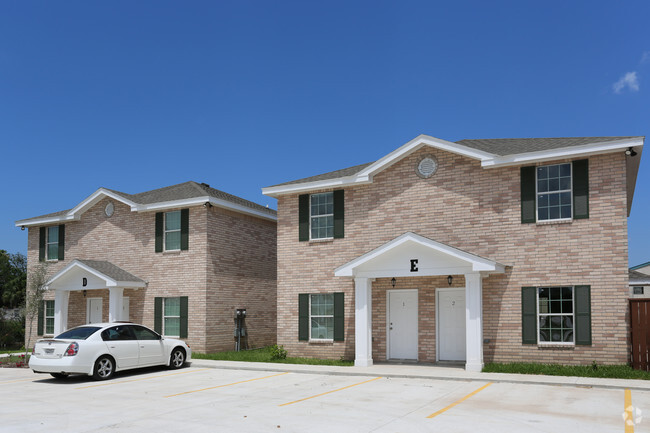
[641,51,650,64]
[613,72,639,94]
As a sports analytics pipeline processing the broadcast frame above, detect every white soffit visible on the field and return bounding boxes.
[334,232,506,278]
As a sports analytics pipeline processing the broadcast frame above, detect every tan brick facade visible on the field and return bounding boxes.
[276,146,630,365]
[26,196,276,353]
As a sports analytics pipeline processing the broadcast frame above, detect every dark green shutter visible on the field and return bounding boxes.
[572,159,589,219]
[298,294,309,340]
[521,166,536,223]
[521,287,537,344]
[155,213,163,253]
[154,297,163,334]
[57,224,65,261]
[37,301,44,336]
[179,296,188,338]
[39,227,46,262]
[333,292,344,341]
[574,285,591,345]
[180,209,189,251]
[298,195,309,242]
[333,190,344,239]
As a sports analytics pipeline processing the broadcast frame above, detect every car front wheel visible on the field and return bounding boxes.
[169,348,185,369]
[93,356,115,380]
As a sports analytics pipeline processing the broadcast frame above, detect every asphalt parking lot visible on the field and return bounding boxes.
[1,362,648,432]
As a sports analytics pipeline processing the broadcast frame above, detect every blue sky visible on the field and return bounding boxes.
[1,1,648,266]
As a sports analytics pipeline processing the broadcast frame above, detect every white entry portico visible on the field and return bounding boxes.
[45,259,146,335]
[334,232,505,372]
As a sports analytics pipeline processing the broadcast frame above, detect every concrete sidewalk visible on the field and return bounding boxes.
[190,358,650,392]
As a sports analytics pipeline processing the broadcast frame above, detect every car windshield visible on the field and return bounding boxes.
[55,327,102,340]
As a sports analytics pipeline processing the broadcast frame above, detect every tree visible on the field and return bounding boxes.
[0,250,27,308]
[24,262,48,355]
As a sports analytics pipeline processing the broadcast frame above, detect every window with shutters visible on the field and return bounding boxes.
[44,300,55,335]
[310,294,334,340]
[536,163,572,221]
[46,226,59,261]
[538,287,574,344]
[164,211,182,251]
[163,297,181,337]
[310,193,334,240]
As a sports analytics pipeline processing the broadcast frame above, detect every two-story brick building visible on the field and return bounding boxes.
[263,134,644,371]
[16,181,277,353]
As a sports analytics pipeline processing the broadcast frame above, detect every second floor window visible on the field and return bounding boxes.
[537,163,572,221]
[45,300,55,335]
[46,226,59,260]
[310,192,334,240]
[165,211,181,251]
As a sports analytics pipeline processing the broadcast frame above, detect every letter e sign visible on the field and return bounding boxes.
[410,259,419,272]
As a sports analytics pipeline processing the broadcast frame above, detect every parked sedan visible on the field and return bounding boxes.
[29,323,191,380]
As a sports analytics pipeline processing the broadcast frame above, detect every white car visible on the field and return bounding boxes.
[29,323,191,380]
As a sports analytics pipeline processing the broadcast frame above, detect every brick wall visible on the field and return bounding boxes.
[276,147,630,365]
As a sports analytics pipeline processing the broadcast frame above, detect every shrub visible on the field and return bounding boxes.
[0,317,24,350]
[269,344,287,360]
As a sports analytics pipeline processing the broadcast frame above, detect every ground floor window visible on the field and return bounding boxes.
[521,285,591,346]
[44,300,54,335]
[298,292,344,342]
[154,296,188,338]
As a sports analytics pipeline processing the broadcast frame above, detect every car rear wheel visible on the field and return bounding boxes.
[50,373,69,379]
[169,348,185,369]
[93,355,115,380]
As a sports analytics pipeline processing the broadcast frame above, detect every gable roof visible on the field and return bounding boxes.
[630,269,650,285]
[47,259,146,290]
[262,134,644,216]
[630,261,650,271]
[16,181,276,227]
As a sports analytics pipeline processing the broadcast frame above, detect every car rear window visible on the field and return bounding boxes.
[55,327,102,340]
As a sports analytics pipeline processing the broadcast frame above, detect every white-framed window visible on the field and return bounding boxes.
[310,294,334,340]
[310,192,334,240]
[163,297,181,337]
[537,287,574,344]
[536,163,572,221]
[46,226,59,261]
[164,211,181,251]
[44,300,55,335]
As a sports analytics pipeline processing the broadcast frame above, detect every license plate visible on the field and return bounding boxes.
[44,348,54,354]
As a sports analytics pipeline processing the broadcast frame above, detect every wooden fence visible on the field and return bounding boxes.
[630,299,650,370]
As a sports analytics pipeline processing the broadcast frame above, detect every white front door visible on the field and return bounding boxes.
[122,297,130,321]
[87,298,103,324]
[438,289,466,361]
[388,289,418,360]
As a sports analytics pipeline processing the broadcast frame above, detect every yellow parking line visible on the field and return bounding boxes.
[625,389,634,433]
[164,372,289,398]
[426,382,493,419]
[0,378,39,384]
[76,368,210,389]
[279,376,382,407]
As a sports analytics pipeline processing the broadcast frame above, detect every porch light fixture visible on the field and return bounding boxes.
[626,147,638,157]
[83,290,87,297]
[391,277,396,288]
[447,275,453,286]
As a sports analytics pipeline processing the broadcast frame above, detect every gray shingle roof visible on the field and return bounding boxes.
[271,136,642,187]
[21,181,276,222]
[77,260,144,283]
[455,136,643,156]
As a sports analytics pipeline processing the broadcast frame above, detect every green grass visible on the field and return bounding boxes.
[192,346,353,366]
[0,353,29,368]
[483,362,650,380]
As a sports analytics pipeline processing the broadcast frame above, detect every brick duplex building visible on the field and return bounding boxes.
[263,134,645,371]
[16,181,277,353]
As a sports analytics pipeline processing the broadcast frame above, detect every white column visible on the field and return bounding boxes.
[108,287,124,322]
[464,273,484,372]
[354,277,373,367]
[53,290,69,335]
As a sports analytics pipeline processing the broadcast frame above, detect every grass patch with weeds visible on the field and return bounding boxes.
[483,362,650,380]
[192,345,353,366]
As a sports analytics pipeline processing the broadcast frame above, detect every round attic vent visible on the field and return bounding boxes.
[416,155,438,178]
[105,202,114,217]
